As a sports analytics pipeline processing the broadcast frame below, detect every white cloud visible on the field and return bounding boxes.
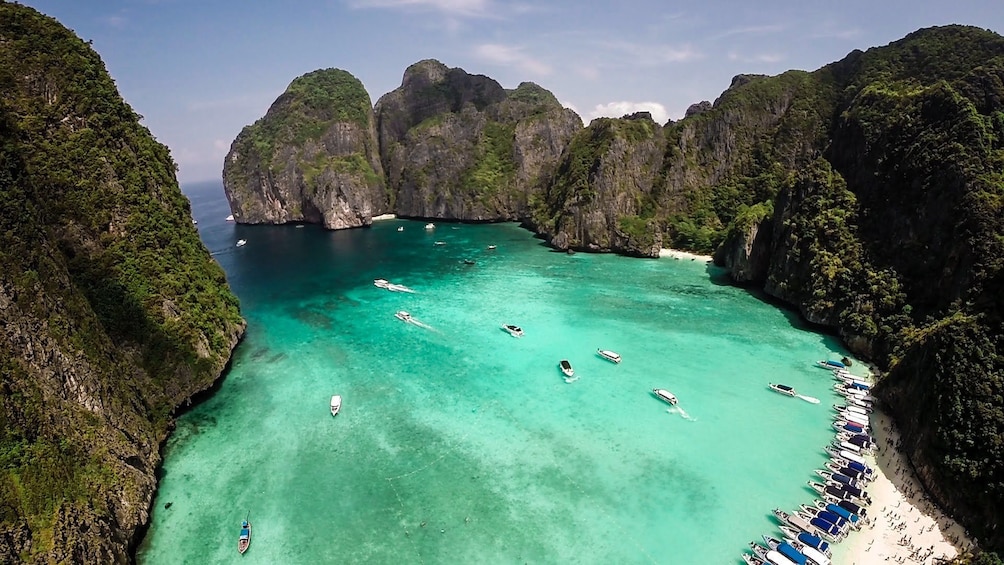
[346,0,492,18]
[589,101,669,124]
[712,23,786,40]
[728,52,785,64]
[602,41,702,66]
[473,43,551,76]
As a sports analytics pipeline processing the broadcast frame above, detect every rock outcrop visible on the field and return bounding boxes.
[0,5,244,562]
[223,69,387,228]
[531,113,666,257]
[375,60,581,220]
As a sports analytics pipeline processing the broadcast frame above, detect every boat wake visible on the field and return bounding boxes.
[797,394,821,404]
[667,406,697,421]
[563,375,579,384]
[408,319,436,332]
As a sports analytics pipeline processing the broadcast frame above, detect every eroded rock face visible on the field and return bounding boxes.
[375,61,581,220]
[530,114,666,258]
[223,69,388,229]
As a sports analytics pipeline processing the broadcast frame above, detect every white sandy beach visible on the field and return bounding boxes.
[834,405,974,564]
[659,247,714,262]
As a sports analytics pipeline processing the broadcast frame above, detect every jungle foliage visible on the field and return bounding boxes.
[0,3,243,560]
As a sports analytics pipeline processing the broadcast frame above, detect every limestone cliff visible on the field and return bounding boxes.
[530,113,666,257]
[375,60,581,219]
[0,5,244,562]
[223,69,387,228]
[706,27,1004,550]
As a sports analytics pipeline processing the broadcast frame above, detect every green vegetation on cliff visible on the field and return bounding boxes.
[0,4,244,562]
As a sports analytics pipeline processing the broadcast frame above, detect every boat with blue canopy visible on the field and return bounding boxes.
[779,525,831,557]
[817,359,846,370]
[763,535,809,565]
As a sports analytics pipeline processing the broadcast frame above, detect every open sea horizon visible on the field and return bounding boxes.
[137,181,858,564]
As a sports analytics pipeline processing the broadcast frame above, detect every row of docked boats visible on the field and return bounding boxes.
[742,360,877,565]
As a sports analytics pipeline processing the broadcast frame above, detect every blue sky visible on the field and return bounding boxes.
[21,0,1004,184]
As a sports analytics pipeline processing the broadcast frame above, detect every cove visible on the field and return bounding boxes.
[137,181,851,564]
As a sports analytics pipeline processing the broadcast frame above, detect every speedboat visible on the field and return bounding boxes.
[559,360,574,378]
[597,349,621,363]
[652,388,678,405]
[742,554,766,565]
[772,508,837,543]
[763,535,812,565]
[434,241,446,245]
[236,239,247,247]
[374,279,390,289]
[501,323,523,337]
[395,311,412,322]
[779,525,831,558]
[833,403,869,416]
[817,360,846,371]
[814,469,861,489]
[785,539,830,565]
[487,245,496,250]
[823,494,868,518]
[238,514,251,554]
[425,222,435,230]
[824,461,870,482]
[397,226,404,231]
[813,500,862,529]
[769,383,796,397]
[330,395,342,416]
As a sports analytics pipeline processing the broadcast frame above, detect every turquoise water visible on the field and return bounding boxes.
[138,182,853,564]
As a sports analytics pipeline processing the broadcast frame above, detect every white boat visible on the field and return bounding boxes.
[487,245,497,250]
[501,323,524,337]
[425,223,435,230]
[652,388,678,405]
[192,218,198,225]
[769,383,796,397]
[596,349,621,363]
[373,278,390,289]
[330,395,342,416]
[559,359,574,378]
[226,214,235,222]
[236,239,247,247]
[434,241,446,246]
[395,311,412,322]
[817,360,846,371]
[397,226,404,231]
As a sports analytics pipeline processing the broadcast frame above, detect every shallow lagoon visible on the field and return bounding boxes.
[138,182,851,564]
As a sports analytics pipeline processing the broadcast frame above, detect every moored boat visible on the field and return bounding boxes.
[763,535,810,565]
[779,525,831,558]
[501,323,523,337]
[238,514,251,554]
[330,395,342,416]
[817,359,846,370]
[226,214,235,222]
[814,500,861,528]
[425,222,435,230]
[596,349,621,363]
[559,359,574,378]
[652,388,678,405]
[769,383,797,397]
[786,538,831,565]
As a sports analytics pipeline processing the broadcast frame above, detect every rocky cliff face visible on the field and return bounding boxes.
[0,5,244,562]
[708,27,1004,549]
[375,60,581,220]
[223,69,388,228]
[531,113,666,257]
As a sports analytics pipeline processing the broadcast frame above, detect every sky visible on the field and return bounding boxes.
[19,0,1004,184]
